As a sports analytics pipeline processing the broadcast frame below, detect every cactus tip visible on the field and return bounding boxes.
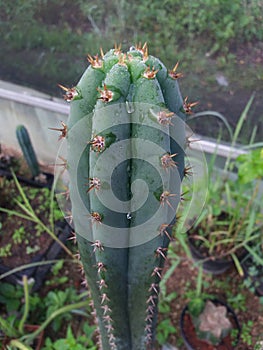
[143,66,158,79]
[184,165,193,178]
[169,62,183,80]
[160,191,177,209]
[161,153,178,170]
[157,110,174,125]
[183,96,199,114]
[87,54,103,69]
[91,239,104,252]
[97,84,114,103]
[49,121,67,140]
[136,42,148,60]
[90,211,103,224]
[114,43,122,55]
[159,223,173,241]
[155,247,168,260]
[89,135,106,152]
[58,84,80,102]
[86,177,101,192]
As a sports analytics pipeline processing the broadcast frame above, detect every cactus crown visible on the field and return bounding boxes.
[61,43,192,350]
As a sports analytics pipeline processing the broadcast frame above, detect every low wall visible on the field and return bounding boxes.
[0,80,246,168]
[0,80,69,165]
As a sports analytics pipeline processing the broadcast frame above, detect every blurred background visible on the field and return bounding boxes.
[0,0,263,143]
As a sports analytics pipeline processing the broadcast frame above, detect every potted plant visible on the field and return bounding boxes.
[180,268,241,350]
[185,147,263,275]
[0,125,54,189]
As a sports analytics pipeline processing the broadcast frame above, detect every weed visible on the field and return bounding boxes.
[0,243,12,257]
[43,324,97,350]
[157,319,176,346]
[241,320,254,346]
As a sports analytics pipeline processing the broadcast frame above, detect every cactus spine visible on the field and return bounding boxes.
[63,44,193,350]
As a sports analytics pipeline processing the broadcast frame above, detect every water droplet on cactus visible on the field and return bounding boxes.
[127,213,132,220]
[125,101,135,114]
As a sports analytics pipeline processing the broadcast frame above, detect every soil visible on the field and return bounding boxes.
[0,148,67,287]
[35,243,263,350]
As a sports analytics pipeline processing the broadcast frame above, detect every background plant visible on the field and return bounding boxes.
[0,170,73,258]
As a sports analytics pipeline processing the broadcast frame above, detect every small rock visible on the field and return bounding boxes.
[215,73,229,87]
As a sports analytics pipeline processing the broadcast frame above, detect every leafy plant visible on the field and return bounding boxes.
[242,242,263,295]
[0,276,91,350]
[183,97,263,274]
[156,319,176,346]
[0,282,24,314]
[239,320,254,346]
[236,148,263,184]
[43,325,97,350]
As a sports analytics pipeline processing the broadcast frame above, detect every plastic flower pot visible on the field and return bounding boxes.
[188,238,234,275]
[180,299,241,350]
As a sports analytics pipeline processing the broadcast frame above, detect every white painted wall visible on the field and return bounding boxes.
[0,79,247,168]
[0,80,69,164]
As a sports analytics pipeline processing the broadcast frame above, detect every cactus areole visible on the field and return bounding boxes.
[64,44,191,350]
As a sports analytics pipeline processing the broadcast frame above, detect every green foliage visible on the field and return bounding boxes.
[44,288,80,332]
[156,319,176,345]
[158,292,178,314]
[184,148,263,263]
[43,325,96,350]
[0,281,91,349]
[45,260,69,286]
[1,0,263,94]
[0,243,12,257]
[236,148,263,184]
[12,226,26,244]
[0,283,24,313]
[0,171,72,258]
[240,320,254,346]
[226,292,247,312]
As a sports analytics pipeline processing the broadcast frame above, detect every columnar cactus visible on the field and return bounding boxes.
[60,44,195,350]
[16,125,40,178]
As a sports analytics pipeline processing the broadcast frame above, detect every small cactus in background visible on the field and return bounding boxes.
[189,299,232,345]
[59,43,195,349]
[16,125,43,180]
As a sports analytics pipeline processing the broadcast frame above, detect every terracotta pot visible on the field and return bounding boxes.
[180,299,241,350]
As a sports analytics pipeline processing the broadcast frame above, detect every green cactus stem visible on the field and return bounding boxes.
[16,125,40,179]
[63,43,194,350]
